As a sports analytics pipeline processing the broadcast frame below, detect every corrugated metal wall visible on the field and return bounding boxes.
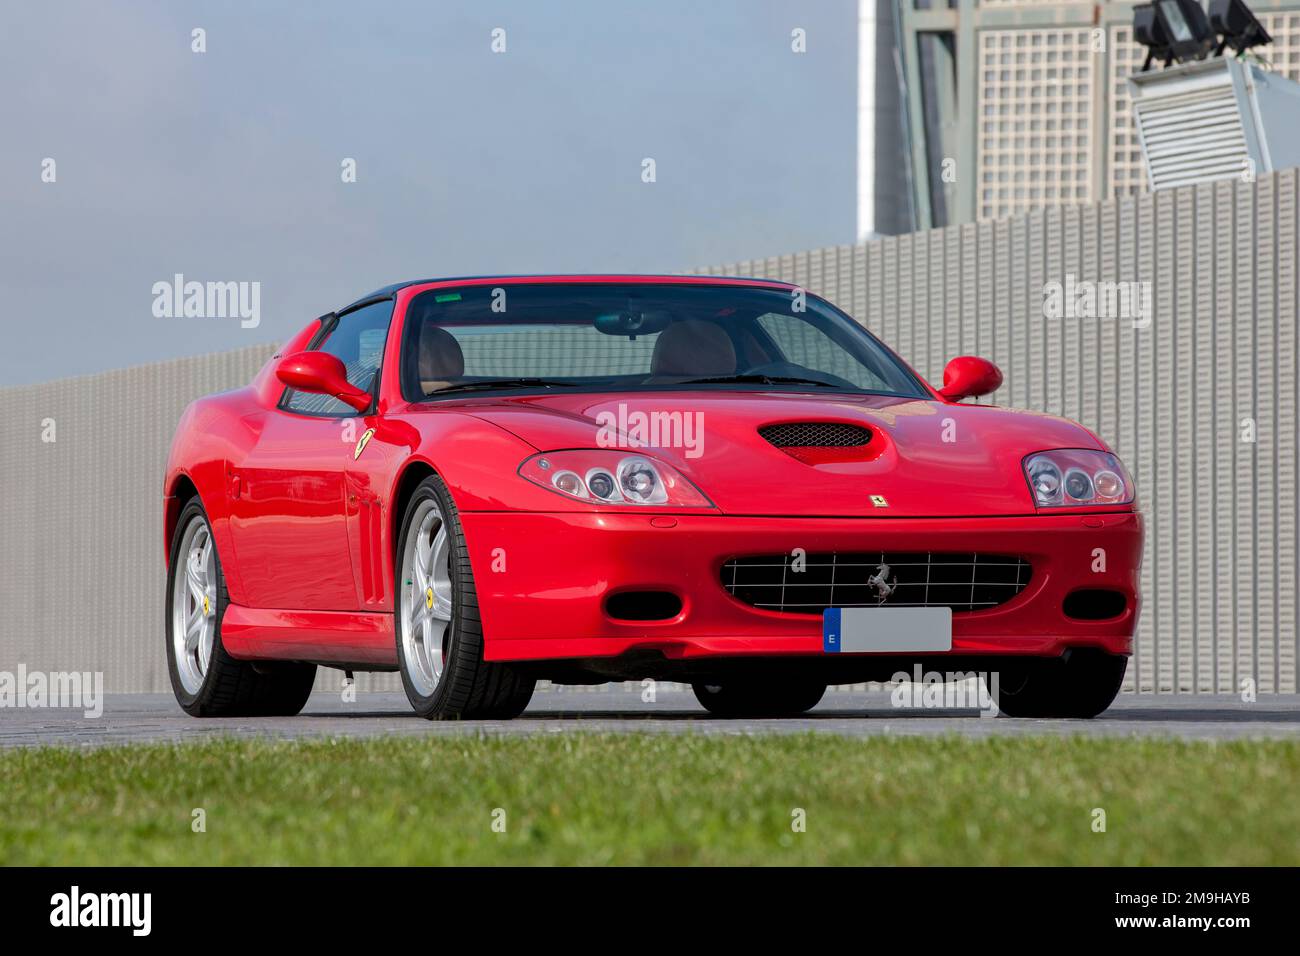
[0,345,272,693]
[0,343,413,695]
[1,173,1295,694]
[691,171,1298,694]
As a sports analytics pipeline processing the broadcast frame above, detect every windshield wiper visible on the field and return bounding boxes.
[675,374,844,389]
[429,378,582,395]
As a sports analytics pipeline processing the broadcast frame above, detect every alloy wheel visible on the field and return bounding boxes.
[399,498,455,697]
[171,514,217,694]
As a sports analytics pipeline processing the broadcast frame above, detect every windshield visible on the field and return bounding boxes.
[399,283,927,401]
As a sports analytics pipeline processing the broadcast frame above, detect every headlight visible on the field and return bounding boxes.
[1023,450,1134,508]
[519,451,713,507]
[585,469,618,501]
[1063,468,1093,501]
[1027,456,1062,503]
[618,457,665,503]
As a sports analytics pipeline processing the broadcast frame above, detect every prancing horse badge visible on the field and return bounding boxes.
[353,427,376,461]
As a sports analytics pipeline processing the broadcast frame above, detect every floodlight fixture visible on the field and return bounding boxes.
[1133,4,1173,71]
[1209,0,1273,55]
[1134,0,1216,70]
[1161,0,1217,62]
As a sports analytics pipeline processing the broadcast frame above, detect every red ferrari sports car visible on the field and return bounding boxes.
[164,275,1141,720]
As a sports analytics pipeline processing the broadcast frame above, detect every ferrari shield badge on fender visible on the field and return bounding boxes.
[870,494,889,508]
[353,427,376,461]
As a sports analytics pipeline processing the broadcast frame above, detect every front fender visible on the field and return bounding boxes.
[163,397,255,605]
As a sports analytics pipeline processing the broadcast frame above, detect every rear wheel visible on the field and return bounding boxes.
[166,498,316,717]
[985,650,1127,718]
[692,679,826,718]
[395,474,535,719]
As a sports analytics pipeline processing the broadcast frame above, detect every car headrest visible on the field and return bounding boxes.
[650,320,736,377]
[419,325,464,389]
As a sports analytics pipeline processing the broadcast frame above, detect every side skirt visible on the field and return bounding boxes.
[220,605,398,667]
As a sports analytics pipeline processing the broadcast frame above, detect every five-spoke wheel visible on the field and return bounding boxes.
[399,498,455,697]
[165,497,316,716]
[394,474,535,719]
[171,515,216,695]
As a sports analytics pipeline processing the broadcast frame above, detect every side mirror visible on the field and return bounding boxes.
[939,355,1003,401]
[276,351,371,412]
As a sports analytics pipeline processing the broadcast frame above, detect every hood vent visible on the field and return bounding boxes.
[760,422,872,448]
[759,422,875,465]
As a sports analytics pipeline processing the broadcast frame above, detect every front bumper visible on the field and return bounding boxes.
[460,511,1143,663]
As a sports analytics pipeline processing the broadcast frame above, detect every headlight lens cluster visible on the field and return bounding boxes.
[1023,449,1134,508]
[518,451,713,507]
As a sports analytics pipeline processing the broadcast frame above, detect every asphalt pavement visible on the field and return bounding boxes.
[2,686,1298,748]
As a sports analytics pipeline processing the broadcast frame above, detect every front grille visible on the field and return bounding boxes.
[759,422,871,448]
[721,552,1032,615]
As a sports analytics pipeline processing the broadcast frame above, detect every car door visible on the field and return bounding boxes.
[226,300,393,610]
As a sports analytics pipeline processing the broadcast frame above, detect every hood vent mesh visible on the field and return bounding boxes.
[759,422,871,448]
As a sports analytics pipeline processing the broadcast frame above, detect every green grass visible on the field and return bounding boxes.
[2,733,1297,865]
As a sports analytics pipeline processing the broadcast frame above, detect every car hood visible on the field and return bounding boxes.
[448,391,1104,517]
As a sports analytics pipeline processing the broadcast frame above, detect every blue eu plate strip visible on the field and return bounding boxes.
[823,608,841,654]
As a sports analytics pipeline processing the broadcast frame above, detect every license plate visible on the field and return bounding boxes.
[822,607,952,653]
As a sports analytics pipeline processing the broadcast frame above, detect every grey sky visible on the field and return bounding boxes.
[0,0,857,385]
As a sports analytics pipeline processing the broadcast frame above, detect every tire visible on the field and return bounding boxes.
[394,474,535,719]
[692,679,826,718]
[985,649,1127,718]
[166,498,317,717]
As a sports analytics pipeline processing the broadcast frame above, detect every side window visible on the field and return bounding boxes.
[283,300,393,415]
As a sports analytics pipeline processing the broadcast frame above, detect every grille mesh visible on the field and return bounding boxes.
[759,422,871,448]
[722,552,1032,615]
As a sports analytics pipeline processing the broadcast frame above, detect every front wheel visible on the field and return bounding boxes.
[166,498,316,717]
[985,650,1127,718]
[394,475,535,719]
[692,679,826,718]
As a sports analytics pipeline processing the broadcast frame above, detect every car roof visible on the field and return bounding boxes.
[339,274,796,313]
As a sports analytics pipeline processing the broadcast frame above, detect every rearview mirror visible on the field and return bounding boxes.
[939,356,1003,401]
[594,310,672,337]
[276,351,371,412]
